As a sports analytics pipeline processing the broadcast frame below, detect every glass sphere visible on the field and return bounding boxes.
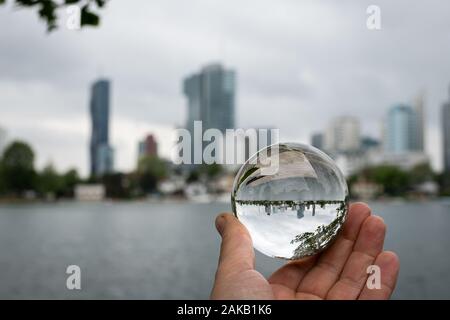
[231,142,348,260]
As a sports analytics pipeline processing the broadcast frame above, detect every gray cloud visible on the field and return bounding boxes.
[0,0,449,175]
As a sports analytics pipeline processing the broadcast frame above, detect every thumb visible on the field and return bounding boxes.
[215,213,255,273]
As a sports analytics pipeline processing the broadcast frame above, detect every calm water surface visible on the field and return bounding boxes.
[0,200,449,299]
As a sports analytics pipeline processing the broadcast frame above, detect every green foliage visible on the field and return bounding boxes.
[35,165,82,198]
[0,159,5,195]
[235,199,345,207]
[409,163,435,185]
[0,140,82,199]
[60,168,80,197]
[186,164,224,183]
[366,165,410,196]
[436,172,450,196]
[63,169,80,188]
[0,0,108,31]
[349,164,436,197]
[236,166,258,190]
[37,164,64,195]
[1,140,36,195]
[200,163,223,178]
[138,155,167,178]
[291,203,346,259]
[137,155,168,193]
[36,165,81,198]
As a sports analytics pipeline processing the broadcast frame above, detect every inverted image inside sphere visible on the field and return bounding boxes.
[232,143,349,260]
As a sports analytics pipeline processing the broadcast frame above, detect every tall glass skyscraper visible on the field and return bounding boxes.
[442,89,450,173]
[90,79,114,177]
[184,63,235,134]
[414,93,425,152]
[385,104,417,153]
[183,63,235,164]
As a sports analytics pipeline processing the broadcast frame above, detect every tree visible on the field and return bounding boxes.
[186,164,224,183]
[409,163,435,185]
[0,158,5,195]
[361,165,410,196]
[37,163,63,196]
[437,171,450,196]
[1,140,36,195]
[200,163,223,178]
[137,156,167,193]
[0,0,108,31]
[61,168,80,197]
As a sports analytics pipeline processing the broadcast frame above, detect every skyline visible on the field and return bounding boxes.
[1,1,450,176]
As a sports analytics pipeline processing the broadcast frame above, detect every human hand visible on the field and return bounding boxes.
[211,202,399,300]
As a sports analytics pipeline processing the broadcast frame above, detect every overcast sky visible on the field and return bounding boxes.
[1,0,450,176]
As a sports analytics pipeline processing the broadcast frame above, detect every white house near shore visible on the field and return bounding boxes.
[75,184,105,201]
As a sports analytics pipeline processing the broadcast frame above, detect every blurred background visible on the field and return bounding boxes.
[1,0,450,299]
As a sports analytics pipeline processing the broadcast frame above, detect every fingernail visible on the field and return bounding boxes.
[216,215,226,236]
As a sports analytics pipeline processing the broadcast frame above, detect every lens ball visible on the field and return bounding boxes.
[231,142,349,260]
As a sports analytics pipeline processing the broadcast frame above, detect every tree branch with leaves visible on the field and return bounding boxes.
[0,0,108,31]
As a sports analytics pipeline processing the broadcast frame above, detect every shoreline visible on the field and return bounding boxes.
[1,196,449,206]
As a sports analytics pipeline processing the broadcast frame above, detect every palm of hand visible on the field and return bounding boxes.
[211,203,399,300]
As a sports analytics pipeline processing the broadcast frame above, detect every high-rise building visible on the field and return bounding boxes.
[184,63,235,133]
[97,144,114,176]
[442,88,450,173]
[385,104,417,153]
[138,134,158,159]
[183,63,236,164]
[90,79,114,177]
[324,116,360,153]
[311,133,324,150]
[414,93,425,152]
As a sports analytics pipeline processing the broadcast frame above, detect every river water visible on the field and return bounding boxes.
[0,200,448,299]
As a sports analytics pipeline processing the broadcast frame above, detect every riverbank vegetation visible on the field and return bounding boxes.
[348,163,448,199]
[0,140,169,201]
[2,139,450,202]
